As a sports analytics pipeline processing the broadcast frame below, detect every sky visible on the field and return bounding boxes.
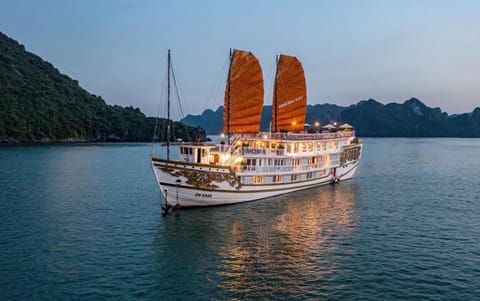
[1,0,479,119]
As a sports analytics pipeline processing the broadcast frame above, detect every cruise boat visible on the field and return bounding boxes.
[151,49,362,207]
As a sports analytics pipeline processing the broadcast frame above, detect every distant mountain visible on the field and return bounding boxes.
[0,31,204,143]
[182,98,480,137]
[340,98,480,137]
[182,103,347,134]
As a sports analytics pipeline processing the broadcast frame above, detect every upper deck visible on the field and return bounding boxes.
[232,131,355,142]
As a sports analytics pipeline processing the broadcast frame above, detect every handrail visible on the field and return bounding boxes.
[239,160,340,174]
[237,131,355,141]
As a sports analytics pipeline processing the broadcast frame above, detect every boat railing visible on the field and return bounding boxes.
[241,159,339,174]
[239,147,284,156]
[238,131,355,141]
[236,146,342,157]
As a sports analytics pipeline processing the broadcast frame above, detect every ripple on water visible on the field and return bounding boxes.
[1,140,480,300]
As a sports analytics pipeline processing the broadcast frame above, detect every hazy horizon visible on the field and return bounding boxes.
[1,0,479,118]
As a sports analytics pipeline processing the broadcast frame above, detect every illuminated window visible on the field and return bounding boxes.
[253,176,262,184]
[272,175,281,183]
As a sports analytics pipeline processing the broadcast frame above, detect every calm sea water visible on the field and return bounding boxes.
[1,139,479,300]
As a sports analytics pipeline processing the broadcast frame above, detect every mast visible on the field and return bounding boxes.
[273,54,279,132]
[167,49,171,160]
[226,48,233,143]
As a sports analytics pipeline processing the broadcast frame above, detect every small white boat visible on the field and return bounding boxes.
[151,49,362,207]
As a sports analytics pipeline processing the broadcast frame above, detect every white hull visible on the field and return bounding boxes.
[152,158,360,207]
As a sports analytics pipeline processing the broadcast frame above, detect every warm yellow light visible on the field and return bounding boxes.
[263,134,268,139]
[333,122,337,127]
[314,121,320,127]
[220,133,225,138]
[220,153,231,164]
[292,121,297,126]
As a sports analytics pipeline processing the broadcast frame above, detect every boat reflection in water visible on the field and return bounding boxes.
[217,182,359,299]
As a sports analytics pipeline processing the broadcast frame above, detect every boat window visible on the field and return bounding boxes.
[291,174,298,181]
[253,176,262,184]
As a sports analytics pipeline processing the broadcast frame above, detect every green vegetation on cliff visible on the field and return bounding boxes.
[0,32,204,143]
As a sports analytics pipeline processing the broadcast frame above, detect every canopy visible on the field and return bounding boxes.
[322,124,336,129]
[339,123,354,129]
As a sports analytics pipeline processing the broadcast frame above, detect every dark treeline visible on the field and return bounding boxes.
[0,31,205,143]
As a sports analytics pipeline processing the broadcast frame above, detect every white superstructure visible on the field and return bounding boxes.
[151,131,362,207]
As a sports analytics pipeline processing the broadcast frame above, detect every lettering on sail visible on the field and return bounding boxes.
[278,96,304,109]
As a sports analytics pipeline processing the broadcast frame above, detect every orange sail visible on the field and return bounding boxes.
[224,49,264,134]
[272,54,307,132]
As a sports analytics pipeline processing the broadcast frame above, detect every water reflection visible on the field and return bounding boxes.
[152,182,359,299]
[217,182,359,299]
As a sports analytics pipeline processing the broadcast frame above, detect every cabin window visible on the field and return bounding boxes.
[321,142,326,151]
[307,143,313,152]
[307,172,313,179]
[322,155,329,162]
[320,170,326,176]
[291,174,298,181]
[294,143,299,153]
[196,148,201,163]
[293,158,300,167]
[253,176,262,184]
[301,143,306,152]
[247,159,257,166]
[316,142,321,151]
[273,175,281,183]
[311,157,318,164]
